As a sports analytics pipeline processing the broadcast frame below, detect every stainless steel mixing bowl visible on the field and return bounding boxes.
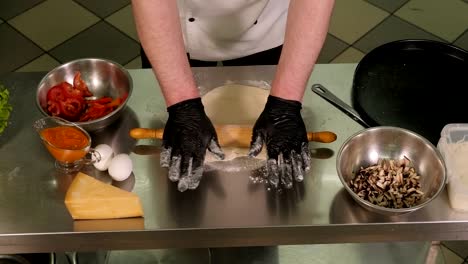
[36,58,133,131]
[336,126,446,215]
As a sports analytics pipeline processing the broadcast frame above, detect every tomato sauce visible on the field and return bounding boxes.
[40,126,90,163]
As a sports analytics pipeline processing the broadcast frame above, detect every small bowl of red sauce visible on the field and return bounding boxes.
[33,116,101,172]
[36,58,132,131]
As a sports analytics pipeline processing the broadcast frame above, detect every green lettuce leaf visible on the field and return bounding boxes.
[0,84,12,134]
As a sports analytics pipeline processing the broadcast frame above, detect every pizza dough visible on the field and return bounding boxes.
[202,85,269,162]
[202,84,268,125]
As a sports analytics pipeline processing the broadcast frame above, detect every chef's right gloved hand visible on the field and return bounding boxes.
[160,98,224,192]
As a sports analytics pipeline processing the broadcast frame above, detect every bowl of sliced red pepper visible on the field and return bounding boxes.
[36,58,132,131]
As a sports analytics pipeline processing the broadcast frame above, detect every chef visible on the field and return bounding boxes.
[131,0,335,192]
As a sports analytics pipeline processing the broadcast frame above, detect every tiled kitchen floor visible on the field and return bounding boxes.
[0,0,467,73]
[0,0,467,263]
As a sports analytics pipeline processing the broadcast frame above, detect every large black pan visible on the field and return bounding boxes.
[314,39,468,145]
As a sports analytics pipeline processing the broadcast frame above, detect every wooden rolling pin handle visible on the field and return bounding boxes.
[130,127,337,144]
[307,131,337,143]
[130,128,164,140]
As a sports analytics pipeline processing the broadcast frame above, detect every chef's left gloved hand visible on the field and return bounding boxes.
[249,95,311,189]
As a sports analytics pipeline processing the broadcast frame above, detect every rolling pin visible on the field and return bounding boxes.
[130,125,337,148]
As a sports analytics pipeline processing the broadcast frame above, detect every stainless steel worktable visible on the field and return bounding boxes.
[0,64,467,254]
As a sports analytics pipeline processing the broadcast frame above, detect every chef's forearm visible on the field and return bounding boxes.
[270,0,334,102]
[132,0,199,107]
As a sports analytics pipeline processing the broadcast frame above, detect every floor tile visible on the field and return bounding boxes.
[0,23,43,73]
[328,0,389,44]
[15,53,60,72]
[124,56,142,69]
[331,47,366,63]
[0,0,45,21]
[395,0,468,42]
[365,0,409,13]
[49,21,140,66]
[8,0,100,50]
[106,5,139,42]
[454,30,468,51]
[354,15,445,53]
[73,0,130,18]
[277,243,430,264]
[316,34,349,63]
[442,241,468,261]
[107,249,208,264]
[441,245,463,264]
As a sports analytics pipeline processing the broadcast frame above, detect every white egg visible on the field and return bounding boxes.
[93,144,114,171]
[108,153,133,181]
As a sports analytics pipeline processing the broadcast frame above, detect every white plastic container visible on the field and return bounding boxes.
[438,124,468,211]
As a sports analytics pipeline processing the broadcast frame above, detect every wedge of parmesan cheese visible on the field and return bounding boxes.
[65,172,144,220]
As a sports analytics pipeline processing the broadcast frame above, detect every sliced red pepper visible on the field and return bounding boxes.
[79,104,105,121]
[61,81,83,99]
[101,107,114,116]
[87,97,113,105]
[78,113,92,122]
[121,93,128,102]
[73,72,93,97]
[106,98,122,108]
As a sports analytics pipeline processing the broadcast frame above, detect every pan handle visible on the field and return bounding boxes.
[311,84,371,128]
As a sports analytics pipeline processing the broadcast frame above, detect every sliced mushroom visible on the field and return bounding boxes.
[347,158,424,209]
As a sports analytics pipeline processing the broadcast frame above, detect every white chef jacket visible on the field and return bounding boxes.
[177,0,289,61]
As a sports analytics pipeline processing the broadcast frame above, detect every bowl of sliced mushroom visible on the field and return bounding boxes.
[337,126,446,215]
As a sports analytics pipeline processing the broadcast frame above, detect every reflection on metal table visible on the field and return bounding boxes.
[0,64,466,254]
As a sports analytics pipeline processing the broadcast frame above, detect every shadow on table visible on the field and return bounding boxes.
[329,188,431,224]
[210,246,279,264]
[90,106,140,155]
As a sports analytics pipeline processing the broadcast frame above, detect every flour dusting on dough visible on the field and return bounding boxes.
[205,147,266,162]
[201,85,269,171]
[205,147,267,172]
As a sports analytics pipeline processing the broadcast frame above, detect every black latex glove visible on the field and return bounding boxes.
[160,98,224,192]
[249,95,311,189]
